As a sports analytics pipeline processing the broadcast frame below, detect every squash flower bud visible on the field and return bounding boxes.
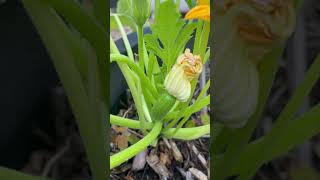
[132,0,152,26]
[164,49,203,102]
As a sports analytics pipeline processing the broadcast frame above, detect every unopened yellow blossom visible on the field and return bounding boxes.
[164,49,203,102]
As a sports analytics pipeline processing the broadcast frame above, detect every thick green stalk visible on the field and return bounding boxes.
[110,115,210,140]
[163,124,210,140]
[110,115,153,129]
[110,121,162,169]
[137,26,145,70]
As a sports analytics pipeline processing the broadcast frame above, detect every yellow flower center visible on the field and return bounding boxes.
[177,48,203,81]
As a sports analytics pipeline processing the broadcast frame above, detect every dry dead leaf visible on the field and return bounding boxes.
[170,140,183,162]
[189,167,208,180]
[146,151,170,179]
[160,152,171,166]
[115,135,128,150]
[112,125,128,134]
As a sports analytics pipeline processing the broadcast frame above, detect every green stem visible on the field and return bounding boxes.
[110,115,152,129]
[163,124,210,140]
[110,54,159,98]
[193,20,203,55]
[195,80,210,103]
[137,26,145,70]
[137,78,147,133]
[232,104,320,175]
[110,37,148,134]
[199,21,210,60]
[110,121,162,169]
[110,115,210,140]
[110,35,120,54]
[113,14,134,61]
[164,95,210,129]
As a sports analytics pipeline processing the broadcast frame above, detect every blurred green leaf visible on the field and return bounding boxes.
[110,13,136,31]
[117,0,133,17]
[0,167,49,180]
[290,165,320,180]
[200,113,210,125]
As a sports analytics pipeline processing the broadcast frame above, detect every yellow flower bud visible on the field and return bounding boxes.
[164,49,203,102]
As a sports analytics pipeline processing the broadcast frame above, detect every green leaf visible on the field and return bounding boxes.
[144,34,166,62]
[92,0,107,30]
[22,0,107,178]
[232,103,320,175]
[117,0,133,17]
[110,13,136,31]
[290,165,320,180]
[185,120,196,128]
[185,0,196,8]
[200,113,210,125]
[145,0,196,69]
[0,167,49,180]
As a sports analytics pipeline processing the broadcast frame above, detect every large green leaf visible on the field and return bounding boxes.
[22,0,107,179]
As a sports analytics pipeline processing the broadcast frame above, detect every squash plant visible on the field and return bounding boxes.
[109,0,210,170]
[0,0,210,179]
[211,0,320,179]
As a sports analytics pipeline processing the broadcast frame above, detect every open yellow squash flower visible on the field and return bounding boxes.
[185,0,210,21]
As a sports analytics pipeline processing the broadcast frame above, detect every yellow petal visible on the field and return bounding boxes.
[198,0,209,5]
[185,5,210,21]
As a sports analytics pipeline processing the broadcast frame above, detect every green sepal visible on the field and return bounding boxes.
[151,92,176,122]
